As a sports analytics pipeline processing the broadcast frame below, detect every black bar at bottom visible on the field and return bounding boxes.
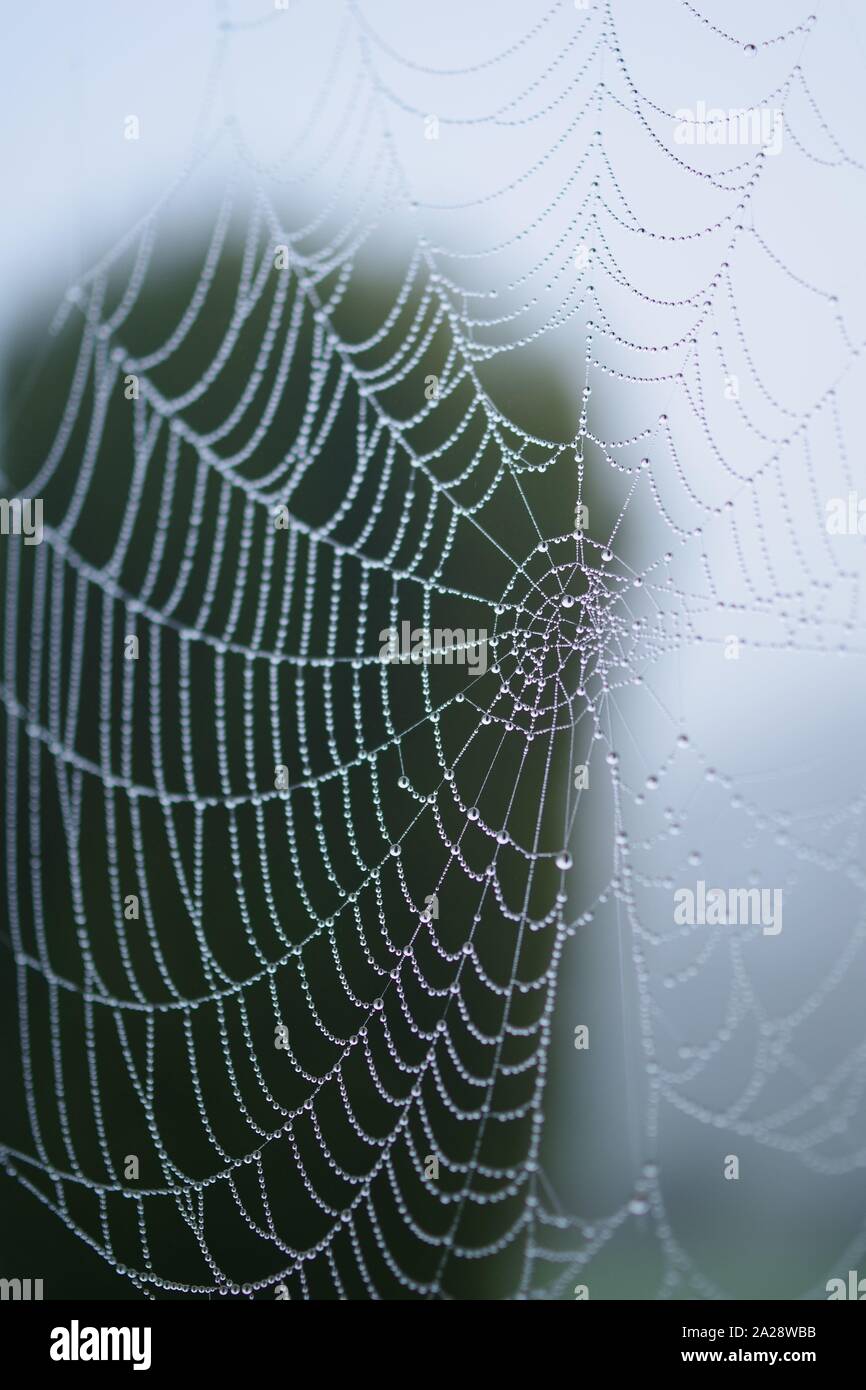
[0,1296,861,1376]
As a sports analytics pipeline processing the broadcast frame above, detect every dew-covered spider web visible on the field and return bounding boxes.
[3,0,866,1300]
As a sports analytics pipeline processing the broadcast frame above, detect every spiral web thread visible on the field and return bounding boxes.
[2,0,866,1299]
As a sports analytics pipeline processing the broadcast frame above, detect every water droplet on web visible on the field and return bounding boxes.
[467,807,480,821]
[555,850,573,871]
[744,42,757,55]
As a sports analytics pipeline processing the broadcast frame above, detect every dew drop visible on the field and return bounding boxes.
[555,850,573,871]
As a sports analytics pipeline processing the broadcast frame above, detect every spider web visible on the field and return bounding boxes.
[2,0,866,1300]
